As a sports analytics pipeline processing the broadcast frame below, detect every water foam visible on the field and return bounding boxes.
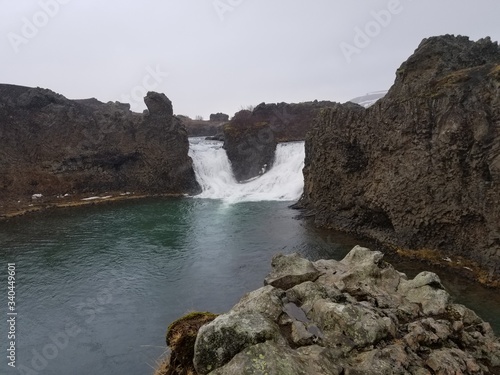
[189,138,305,203]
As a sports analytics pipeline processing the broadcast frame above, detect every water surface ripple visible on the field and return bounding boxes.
[1,201,499,374]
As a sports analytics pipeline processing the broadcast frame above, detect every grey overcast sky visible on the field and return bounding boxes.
[1,1,499,119]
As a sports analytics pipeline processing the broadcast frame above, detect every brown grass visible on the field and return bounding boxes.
[153,353,170,375]
[153,311,218,375]
[393,246,500,288]
[489,64,500,79]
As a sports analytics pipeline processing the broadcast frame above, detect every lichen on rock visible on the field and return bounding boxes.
[158,246,500,375]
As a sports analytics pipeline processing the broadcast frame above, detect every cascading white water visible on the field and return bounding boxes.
[189,137,305,203]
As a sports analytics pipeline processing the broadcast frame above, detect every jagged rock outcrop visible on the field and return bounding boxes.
[159,246,500,375]
[0,84,200,214]
[298,35,500,285]
[209,113,229,122]
[223,101,337,182]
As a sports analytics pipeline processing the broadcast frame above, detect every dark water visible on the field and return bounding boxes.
[0,198,499,375]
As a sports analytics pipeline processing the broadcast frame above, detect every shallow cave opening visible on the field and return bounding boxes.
[359,208,395,232]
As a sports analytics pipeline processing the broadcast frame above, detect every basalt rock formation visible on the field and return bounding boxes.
[298,35,500,285]
[158,247,500,375]
[223,101,337,182]
[209,113,229,122]
[0,84,200,214]
[178,115,227,138]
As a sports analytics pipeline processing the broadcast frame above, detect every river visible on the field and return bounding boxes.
[0,138,499,375]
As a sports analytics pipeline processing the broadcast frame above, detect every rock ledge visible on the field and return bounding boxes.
[159,246,500,375]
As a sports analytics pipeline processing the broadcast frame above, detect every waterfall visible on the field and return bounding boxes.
[188,137,305,203]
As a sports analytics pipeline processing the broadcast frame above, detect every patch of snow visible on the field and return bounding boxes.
[348,90,388,108]
[81,195,113,201]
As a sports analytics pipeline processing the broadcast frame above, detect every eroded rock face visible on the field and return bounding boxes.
[223,101,337,181]
[0,85,200,211]
[165,246,500,374]
[298,35,500,283]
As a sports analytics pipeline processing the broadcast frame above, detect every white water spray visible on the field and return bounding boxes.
[189,138,305,203]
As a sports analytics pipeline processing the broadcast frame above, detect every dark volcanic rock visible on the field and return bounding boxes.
[223,101,337,182]
[223,110,278,182]
[298,35,500,284]
[0,85,200,211]
[178,115,225,138]
[144,91,173,117]
[161,247,500,374]
[210,112,229,122]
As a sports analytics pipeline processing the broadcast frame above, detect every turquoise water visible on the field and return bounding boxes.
[0,198,499,375]
[0,199,359,375]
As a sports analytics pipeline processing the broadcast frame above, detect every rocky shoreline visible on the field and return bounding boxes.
[0,191,185,220]
[157,246,500,375]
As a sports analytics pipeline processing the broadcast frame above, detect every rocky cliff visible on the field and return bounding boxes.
[0,84,200,215]
[223,101,337,181]
[298,35,500,285]
[157,247,500,375]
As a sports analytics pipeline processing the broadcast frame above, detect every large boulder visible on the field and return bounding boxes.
[193,311,284,375]
[298,35,500,285]
[209,341,342,375]
[264,252,321,290]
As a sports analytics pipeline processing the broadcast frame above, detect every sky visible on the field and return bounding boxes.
[1,1,499,119]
